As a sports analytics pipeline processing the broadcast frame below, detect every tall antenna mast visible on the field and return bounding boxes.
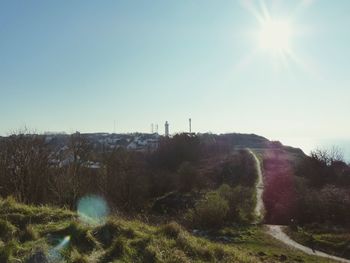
[189,118,192,133]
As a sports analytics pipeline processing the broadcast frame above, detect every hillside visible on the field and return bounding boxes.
[1,131,349,262]
[0,197,331,263]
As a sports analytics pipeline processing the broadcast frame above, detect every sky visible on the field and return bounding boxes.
[0,0,350,156]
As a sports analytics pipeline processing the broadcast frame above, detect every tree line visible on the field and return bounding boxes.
[0,131,258,225]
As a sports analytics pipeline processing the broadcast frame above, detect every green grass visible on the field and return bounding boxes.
[207,225,335,262]
[0,197,337,262]
[286,225,350,260]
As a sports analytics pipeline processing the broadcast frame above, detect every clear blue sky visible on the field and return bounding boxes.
[1,1,349,152]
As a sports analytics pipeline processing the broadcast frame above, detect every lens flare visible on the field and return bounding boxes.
[77,195,109,226]
[55,235,71,250]
[48,235,71,262]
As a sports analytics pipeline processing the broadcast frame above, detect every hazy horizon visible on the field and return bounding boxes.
[2,127,350,162]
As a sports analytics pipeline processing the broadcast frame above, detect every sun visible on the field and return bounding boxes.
[236,0,312,71]
[258,18,294,53]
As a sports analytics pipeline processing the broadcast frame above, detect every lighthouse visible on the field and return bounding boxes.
[165,121,169,137]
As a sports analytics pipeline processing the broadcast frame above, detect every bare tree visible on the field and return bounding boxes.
[99,148,149,211]
[310,146,344,166]
[0,130,50,204]
[67,132,91,207]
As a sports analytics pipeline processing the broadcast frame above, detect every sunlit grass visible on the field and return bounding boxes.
[0,197,335,262]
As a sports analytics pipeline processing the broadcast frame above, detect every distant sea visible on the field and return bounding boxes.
[279,138,350,163]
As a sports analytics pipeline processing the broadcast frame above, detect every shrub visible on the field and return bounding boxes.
[295,184,350,225]
[193,192,229,229]
[177,162,198,192]
[152,134,201,171]
[218,184,255,224]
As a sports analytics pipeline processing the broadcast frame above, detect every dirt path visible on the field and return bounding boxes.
[266,225,350,263]
[248,149,264,222]
[248,149,350,263]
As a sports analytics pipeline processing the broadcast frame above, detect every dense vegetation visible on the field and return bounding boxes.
[261,147,350,226]
[0,132,261,230]
[2,130,348,230]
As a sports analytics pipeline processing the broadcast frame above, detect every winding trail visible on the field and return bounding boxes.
[266,225,350,263]
[248,149,350,263]
[247,149,264,222]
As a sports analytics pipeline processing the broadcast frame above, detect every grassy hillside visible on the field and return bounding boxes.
[286,225,350,259]
[0,197,333,263]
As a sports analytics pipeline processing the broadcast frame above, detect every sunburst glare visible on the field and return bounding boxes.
[258,18,294,53]
[238,0,313,71]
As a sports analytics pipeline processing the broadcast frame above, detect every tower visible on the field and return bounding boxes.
[189,118,192,133]
[165,121,169,137]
